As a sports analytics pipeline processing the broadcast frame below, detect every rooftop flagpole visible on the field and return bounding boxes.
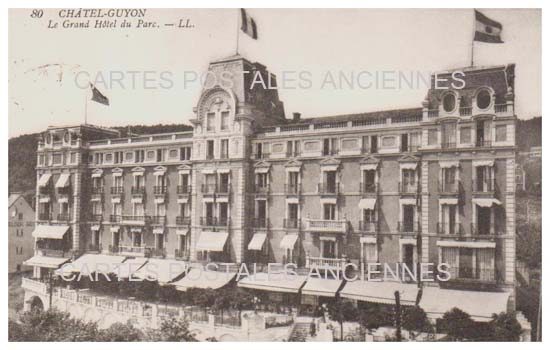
[236,9,240,54]
[471,9,475,67]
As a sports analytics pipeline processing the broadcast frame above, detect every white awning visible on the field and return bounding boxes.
[177,197,189,204]
[112,171,123,177]
[112,257,148,279]
[286,197,299,204]
[439,160,459,168]
[202,169,216,174]
[280,234,299,250]
[37,173,52,187]
[24,255,70,269]
[216,196,229,203]
[131,197,143,204]
[111,197,121,204]
[340,281,419,306]
[91,225,101,231]
[91,172,103,178]
[320,165,339,171]
[217,168,231,174]
[178,169,191,175]
[110,226,120,233]
[55,174,71,188]
[56,254,127,277]
[171,268,236,291]
[473,159,494,167]
[359,198,377,210]
[473,198,502,207]
[360,236,377,244]
[419,287,510,321]
[360,163,378,171]
[399,162,418,170]
[130,227,142,233]
[39,196,50,203]
[154,170,166,176]
[437,240,496,249]
[153,227,164,234]
[154,197,165,204]
[320,197,337,205]
[255,167,270,174]
[32,225,70,239]
[248,233,267,251]
[195,232,229,252]
[301,278,344,297]
[285,166,301,172]
[399,198,417,205]
[238,273,307,293]
[400,238,417,246]
[133,258,188,284]
[176,229,189,236]
[58,196,69,203]
[439,198,458,205]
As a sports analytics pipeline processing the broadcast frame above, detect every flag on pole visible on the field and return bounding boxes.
[474,10,503,43]
[240,9,258,39]
[90,83,109,105]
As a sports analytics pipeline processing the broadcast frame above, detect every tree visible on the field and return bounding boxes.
[97,322,144,342]
[439,308,476,341]
[401,306,433,339]
[158,284,180,305]
[327,299,359,341]
[358,303,393,330]
[155,317,197,341]
[489,312,523,341]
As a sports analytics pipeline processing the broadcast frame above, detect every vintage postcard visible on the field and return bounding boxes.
[6,6,542,343]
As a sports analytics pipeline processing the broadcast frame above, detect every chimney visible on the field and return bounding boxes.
[292,112,301,121]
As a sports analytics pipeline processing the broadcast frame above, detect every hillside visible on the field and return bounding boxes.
[8,117,541,200]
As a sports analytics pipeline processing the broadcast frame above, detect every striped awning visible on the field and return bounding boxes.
[238,273,307,294]
[37,173,52,187]
[32,225,70,239]
[55,174,71,188]
[248,233,267,251]
[24,255,70,269]
[301,278,344,297]
[340,280,419,306]
[280,234,298,250]
[195,232,228,252]
[171,268,236,291]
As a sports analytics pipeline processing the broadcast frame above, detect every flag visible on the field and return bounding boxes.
[474,10,503,43]
[240,9,258,39]
[90,84,109,105]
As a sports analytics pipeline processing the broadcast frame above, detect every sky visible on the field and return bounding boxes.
[8,8,541,138]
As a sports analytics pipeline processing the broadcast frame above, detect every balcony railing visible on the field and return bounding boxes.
[494,104,508,113]
[358,221,377,233]
[200,217,229,227]
[283,218,300,229]
[153,186,167,194]
[88,244,103,252]
[439,181,460,194]
[131,186,146,195]
[253,152,270,160]
[436,222,463,235]
[305,219,347,233]
[38,213,52,221]
[472,178,496,193]
[201,184,216,194]
[119,245,151,256]
[91,187,104,194]
[177,185,191,194]
[176,216,191,226]
[175,249,190,261]
[254,184,270,194]
[152,216,167,225]
[90,214,103,222]
[121,215,151,224]
[35,247,68,258]
[459,107,472,116]
[110,215,122,223]
[305,256,346,270]
[360,182,377,195]
[440,142,457,149]
[150,248,166,258]
[470,224,495,237]
[110,186,124,194]
[318,183,340,195]
[475,139,492,148]
[57,213,71,222]
[202,184,231,195]
[285,184,301,195]
[397,221,421,234]
[445,266,496,282]
[251,217,269,229]
[398,182,417,194]
[427,109,439,118]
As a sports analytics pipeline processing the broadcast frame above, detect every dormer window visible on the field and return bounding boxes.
[476,89,492,110]
[442,93,456,113]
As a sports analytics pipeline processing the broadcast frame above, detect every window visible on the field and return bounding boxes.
[363,243,377,263]
[323,138,337,156]
[206,112,215,131]
[134,150,144,163]
[443,93,456,112]
[370,136,378,153]
[460,127,471,144]
[441,122,457,148]
[495,125,507,142]
[256,173,268,190]
[113,175,123,188]
[220,139,229,159]
[207,140,215,159]
[221,111,229,130]
[180,147,191,161]
[70,152,77,164]
[323,203,337,220]
[156,149,164,162]
[114,151,123,164]
[134,174,144,188]
[133,203,145,216]
[92,202,102,216]
[156,203,166,217]
[476,120,492,146]
[428,129,438,146]
[53,153,63,165]
[363,209,376,223]
[476,89,492,109]
[38,154,45,165]
[18,213,23,220]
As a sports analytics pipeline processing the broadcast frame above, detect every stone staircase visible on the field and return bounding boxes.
[289,321,311,342]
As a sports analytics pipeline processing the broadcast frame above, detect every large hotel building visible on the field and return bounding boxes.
[23,55,519,329]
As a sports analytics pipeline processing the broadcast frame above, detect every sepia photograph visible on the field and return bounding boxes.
[5,4,543,344]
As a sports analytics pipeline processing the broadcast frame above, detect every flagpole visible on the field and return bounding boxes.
[84,85,88,125]
[236,9,240,55]
[470,9,475,67]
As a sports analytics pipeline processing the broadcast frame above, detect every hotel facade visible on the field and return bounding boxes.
[23,55,519,328]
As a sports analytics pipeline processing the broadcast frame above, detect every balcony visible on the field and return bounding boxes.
[200,217,229,227]
[440,142,457,150]
[91,186,104,194]
[176,216,191,226]
[358,221,377,233]
[254,184,270,195]
[475,139,492,148]
[57,213,71,222]
[174,249,190,261]
[494,104,508,114]
[251,217,269,229]
[472,179,497,197]
[22,277,48,295]
[38,213,52,221]
[88,244,103,252]
[253,152,270,160]
[121,215,151,225]
[439,181,460,195]
[131,186,146,195]
[318,183,340,196]
[286,151,301,158]
[305,219,347,233]
[177,185,192,195]
[285,184,301,196]
[110,186,124,195]
[90,214,103,222]
[119,245,151,257]
[436,222,463,235]
[110,215,122,223]
[152,216,166,225]
[459,107,472,116]
[445,266,496,283]
[153,186,167,195]
[359,183,378,196]
[201,184,231,195]
[397,221,421,234]
[305,256,346,270]
[427,109,439,118]
[150,248,166,258]
[35,247,69,258]
[470,224,496,238]
[398,182,417,195]
[284,218,300,229]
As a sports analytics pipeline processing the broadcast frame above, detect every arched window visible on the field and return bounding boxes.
[442,93,456,113]
[476,89,492,110]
